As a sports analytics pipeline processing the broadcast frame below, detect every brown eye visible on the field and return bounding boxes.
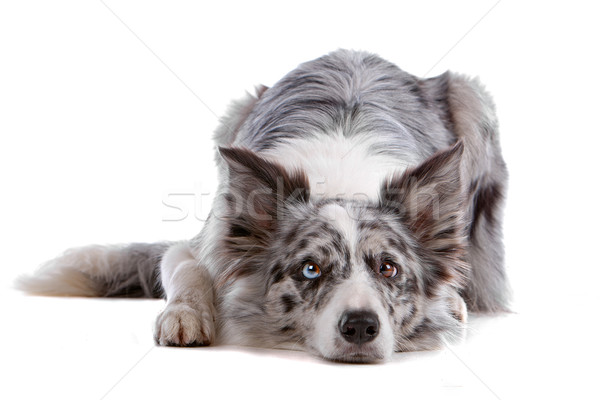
[379,262,398,278]
[302,262,321,279]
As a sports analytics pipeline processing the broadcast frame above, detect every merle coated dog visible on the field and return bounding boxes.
[18,50,509,362]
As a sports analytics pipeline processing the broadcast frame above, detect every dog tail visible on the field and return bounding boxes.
[15,242,173,298]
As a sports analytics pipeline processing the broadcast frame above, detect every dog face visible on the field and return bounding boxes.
[217,142,468,362]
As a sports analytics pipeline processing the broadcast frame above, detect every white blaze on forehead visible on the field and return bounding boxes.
[319,203,357,253]
[260,131,412,201]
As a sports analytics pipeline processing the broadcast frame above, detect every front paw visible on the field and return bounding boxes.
[154,302,215,346]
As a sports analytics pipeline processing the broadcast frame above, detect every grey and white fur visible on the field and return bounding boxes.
[17,50,509,362]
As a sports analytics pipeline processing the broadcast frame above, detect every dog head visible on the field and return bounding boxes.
[217,142,468,362]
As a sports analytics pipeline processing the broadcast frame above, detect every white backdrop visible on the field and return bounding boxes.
[1,1,598,399]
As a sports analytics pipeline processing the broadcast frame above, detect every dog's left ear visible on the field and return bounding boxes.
[380,141,468,286]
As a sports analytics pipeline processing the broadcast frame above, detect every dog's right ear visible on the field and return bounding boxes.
[219,147,310,243]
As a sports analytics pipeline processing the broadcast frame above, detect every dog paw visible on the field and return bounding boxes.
[154,302,215,346]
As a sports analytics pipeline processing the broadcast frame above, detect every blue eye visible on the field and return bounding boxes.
[302,262,321,279]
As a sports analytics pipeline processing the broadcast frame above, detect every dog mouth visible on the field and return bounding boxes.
[322,341,388,364]
[326,350,386,364]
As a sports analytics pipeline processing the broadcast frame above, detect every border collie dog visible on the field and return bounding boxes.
[18,50,509,362]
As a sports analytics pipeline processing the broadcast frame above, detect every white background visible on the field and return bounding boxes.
[1,1,599,399]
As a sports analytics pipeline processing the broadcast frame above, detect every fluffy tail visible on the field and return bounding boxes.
[15,242,173,298]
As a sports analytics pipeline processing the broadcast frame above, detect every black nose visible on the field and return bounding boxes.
[338,310,379,344]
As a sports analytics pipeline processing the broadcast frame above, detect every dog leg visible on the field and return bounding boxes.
[463,177,510,313]
[154,242,216,346]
